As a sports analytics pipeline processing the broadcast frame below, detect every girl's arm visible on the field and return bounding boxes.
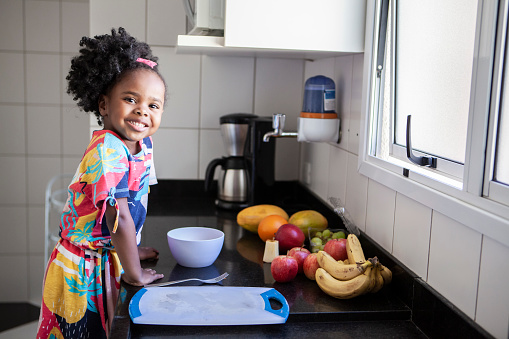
[104,197,164,286]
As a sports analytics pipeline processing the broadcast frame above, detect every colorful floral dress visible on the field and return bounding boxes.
[37,130,157,339]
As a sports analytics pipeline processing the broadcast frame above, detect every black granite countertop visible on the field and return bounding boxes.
[109,180,491,339]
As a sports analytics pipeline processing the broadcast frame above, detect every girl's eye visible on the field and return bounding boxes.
[149,104,159,109]
[125,97,136,103]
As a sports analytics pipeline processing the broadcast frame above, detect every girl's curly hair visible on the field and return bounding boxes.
[66,27,166,126]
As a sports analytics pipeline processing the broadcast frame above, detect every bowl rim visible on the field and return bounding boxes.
[167,226,224,242]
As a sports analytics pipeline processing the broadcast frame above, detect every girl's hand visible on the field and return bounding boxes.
[122,268,164,286]
[138,246,159,261]
[105,198,163,286]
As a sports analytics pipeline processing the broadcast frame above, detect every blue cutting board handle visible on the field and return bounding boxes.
[261,289,290,320]
[129,288,146,320]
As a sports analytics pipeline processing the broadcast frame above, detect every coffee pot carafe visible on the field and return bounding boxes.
[205,113,275,210]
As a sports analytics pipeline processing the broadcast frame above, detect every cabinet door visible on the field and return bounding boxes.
[224,0,366,53]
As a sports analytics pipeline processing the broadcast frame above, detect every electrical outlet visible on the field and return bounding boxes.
[304,162,311,185]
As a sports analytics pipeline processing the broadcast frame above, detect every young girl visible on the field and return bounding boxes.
[37,27,166,339]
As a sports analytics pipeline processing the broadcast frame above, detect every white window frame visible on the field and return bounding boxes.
[483,0,509,207]
[359,0,509,247]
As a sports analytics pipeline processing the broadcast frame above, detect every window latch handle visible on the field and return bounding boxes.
[406,115,437,168]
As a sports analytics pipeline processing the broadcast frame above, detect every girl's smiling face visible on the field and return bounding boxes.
[99,69,165,154]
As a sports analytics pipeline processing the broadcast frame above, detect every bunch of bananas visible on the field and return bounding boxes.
[315,234,392,299]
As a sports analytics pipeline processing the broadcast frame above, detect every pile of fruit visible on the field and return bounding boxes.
[314,234,392,299]
[236,204,393,299]
[309,228,347,253]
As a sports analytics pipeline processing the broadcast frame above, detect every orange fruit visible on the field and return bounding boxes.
[258,215,288,242]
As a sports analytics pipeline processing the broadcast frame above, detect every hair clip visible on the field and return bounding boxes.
[136,58,157,68]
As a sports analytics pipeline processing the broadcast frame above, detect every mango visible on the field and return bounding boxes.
[237,204,289,233]
[288,210,328,233]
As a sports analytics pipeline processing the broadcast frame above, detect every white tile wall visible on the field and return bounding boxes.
[0,0,90,303]
[305,57,335,80]
[0,256,28,301]
[62,1,90,53]
[254,58,304,130]
[63,156,81,174]
[327,146,348,205]
[201,56,255,128]
[154,47,201,128]
[0,156,26,205]
[25,0,60,52]
[348,54,364,155]
[147,0,186,46]
[427,212,482,319]
[90,0,146,39]
[300,142,331,200]
[333,55,354,152]
[0,105,25,154]
[28,206,45,254]
[29,254,45,305]
[152,128,200,179]
[476,236,509,339]
[27,157,63,205]
[392,193,432,279]
[0,0,23,51]
[0,207,27,254]
[26,106,61,155]
[0,52,25,103]
[62,106,91,155]
[365,180,396,252]
[345,152,368,232]
[26,53,61,104]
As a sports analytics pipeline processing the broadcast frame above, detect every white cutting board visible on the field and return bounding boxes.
[129,286,289,326]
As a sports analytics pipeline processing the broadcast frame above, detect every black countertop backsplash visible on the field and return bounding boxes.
[109,180,492,339]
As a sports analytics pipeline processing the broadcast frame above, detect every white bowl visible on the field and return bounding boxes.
[167,227,224,268]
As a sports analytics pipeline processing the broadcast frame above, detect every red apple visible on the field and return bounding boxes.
[323,238,348,261]
[274,223,305,252]
[303,253,320,280]
[287,247,310,274]
[270,255,298,283]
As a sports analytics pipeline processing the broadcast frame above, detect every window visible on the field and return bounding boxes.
[371,0,478,188]
[360,0,509,236]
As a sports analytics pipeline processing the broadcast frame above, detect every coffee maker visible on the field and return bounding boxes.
[204,113,275,210]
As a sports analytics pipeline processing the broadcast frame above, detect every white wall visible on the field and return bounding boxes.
[0,0,301,306]
[0,0,91,305]
[303,55,509,339]
[1,1,507,338]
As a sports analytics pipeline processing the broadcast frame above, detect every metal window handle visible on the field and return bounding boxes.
[406,115,437,168]
[376,0,390,77]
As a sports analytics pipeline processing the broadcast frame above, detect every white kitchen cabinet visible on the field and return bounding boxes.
[177,0,366,60]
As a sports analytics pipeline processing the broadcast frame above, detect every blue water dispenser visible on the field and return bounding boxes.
[298,75,340,143]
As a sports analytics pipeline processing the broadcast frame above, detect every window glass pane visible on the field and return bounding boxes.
[496,43,509,185]
[394,0,478,163]
[495,109,508,185]
[377,4,392,161]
